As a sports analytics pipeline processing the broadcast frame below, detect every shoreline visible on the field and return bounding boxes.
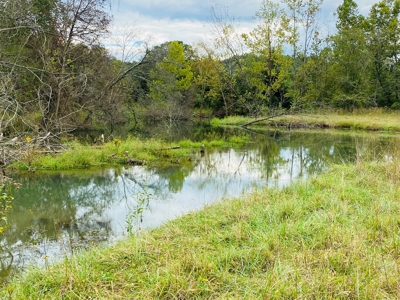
[2,151,400,298]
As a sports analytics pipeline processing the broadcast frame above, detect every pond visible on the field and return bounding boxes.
[0,128,397,284]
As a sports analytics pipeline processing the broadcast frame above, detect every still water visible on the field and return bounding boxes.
[0,128,397,284]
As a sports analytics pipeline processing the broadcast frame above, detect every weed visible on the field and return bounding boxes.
[126,179,152,236]
[0,186,13,234]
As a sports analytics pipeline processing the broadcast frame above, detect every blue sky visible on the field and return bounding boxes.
[107,0,377,58]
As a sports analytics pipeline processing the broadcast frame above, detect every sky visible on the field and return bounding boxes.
[106,0,378,59]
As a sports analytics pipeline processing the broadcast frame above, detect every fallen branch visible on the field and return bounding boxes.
[36,150,64,154]
[240,112,287,128]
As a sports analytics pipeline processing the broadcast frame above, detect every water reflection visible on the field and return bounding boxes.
[0,129,396,284]
[74,120,212,143]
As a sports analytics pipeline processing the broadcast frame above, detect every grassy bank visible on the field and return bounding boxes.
[11,135,249,170]
[2,146,400,299]
[212,108,400,131]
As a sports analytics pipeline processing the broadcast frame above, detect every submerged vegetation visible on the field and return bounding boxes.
[2,140,400,299]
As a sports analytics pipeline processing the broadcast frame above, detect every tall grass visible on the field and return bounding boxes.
[3,141,400,299]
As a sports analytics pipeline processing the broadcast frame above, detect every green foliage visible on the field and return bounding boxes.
[336,0,364,30]
[150,41,193,99]
[146,41,195,120]
[210,116,253,126]
[191,49,228,114]
[365,0,400,107]
[4,0,400,132]
[11,138,165,170]
[243,0,290,109]
[178,135,249,150]
[0,0,117,134]
[0,184,13,235]
[160,41,193,90]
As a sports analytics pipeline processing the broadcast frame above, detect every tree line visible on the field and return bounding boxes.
[1,0,399,136]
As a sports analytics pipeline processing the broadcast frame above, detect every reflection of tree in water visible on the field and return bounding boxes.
[5,171,118,240]
[139,120,196,142]
[243,129,360,183]
[0,169,123,284]
[138,121,253,143]
[153,164,196,193]
[1,129,395,285]
[120,166,184,233]
[150,130,362,196]
[121,167,172,200]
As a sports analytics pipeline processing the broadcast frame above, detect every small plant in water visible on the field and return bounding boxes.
[126,182,152,236]
[0,178,18,235]
[0,187,13,234]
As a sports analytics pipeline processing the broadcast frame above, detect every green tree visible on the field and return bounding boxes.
[328,0,371,108]
[191,44,234,117]
[365,0,400,107]
[148,41,194,121]
[208,5,259,116]
[282,0,323,105]
[243,0,290,111]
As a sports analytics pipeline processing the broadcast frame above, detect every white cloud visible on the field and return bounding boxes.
[106,0,383,57]
[112,0,262,21]
[108,1,259,56]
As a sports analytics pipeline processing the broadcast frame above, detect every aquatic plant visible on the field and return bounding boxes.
[0,183,13,235]
[126,189,152,236]
[125,173,153,236]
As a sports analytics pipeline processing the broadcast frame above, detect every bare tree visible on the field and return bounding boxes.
[207,5,260,116]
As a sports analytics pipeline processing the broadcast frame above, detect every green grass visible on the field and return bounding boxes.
[11,137,168,170]
[211,116,253,126]
[10,135,251,171]
[3,143,400,299]
[213,109,400,131]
